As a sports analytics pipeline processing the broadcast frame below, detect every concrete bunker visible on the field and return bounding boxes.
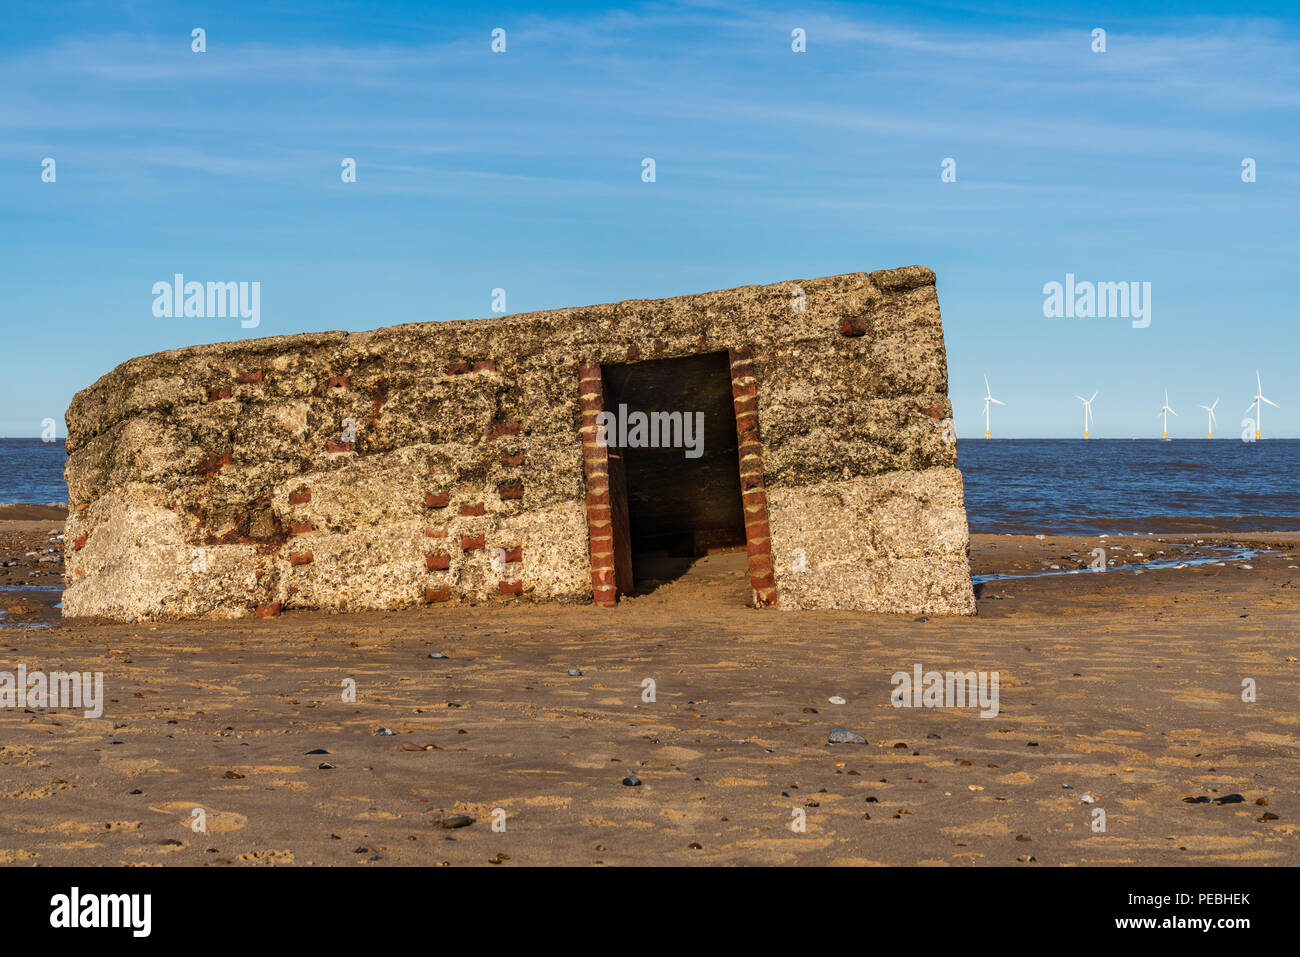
[62,265,977,620]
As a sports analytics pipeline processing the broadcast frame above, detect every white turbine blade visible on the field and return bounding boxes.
[1075,395,1087,403]
[990,397,1005,406]
[1257,371,1263,393]
[1211,397,1219,411]
[1089,391,1098,403]
[1169,408,1177,416]
[984,375,991,395]
[1261,395,1280,408]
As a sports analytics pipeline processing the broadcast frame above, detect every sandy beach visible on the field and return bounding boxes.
[1,514,1297,866]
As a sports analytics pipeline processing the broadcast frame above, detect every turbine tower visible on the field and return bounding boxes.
[1075,391,1097,439]
[1198,398,1219,439]
[982,375,1005,439]
[1246,371,1279,441]
[1158,388,1177,440]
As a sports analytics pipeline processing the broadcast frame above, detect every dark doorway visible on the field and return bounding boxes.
[601,352,746,593]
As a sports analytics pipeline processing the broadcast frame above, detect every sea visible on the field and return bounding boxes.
[957,439,1300,536]
[2,437,1298,537]
[0,439,67,507]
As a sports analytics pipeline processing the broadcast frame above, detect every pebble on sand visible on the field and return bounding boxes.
[827,727,867,745]
[433,813,475,828]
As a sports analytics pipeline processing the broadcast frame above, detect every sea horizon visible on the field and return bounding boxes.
[5,436,1298,537]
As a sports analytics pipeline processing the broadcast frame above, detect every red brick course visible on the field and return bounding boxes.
[579,363,618,607]
[730,347,777,608]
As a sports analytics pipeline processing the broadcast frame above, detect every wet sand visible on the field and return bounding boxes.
[1,515,1297,866]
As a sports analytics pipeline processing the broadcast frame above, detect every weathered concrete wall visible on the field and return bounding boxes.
[63,265,975,619]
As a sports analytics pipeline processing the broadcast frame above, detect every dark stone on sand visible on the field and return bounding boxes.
[1213,793,1245,805]
[305,748,330,754]
[434,813,475,828]
[622,775,642,787]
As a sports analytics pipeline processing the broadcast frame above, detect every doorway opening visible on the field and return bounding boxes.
[600,352,746,594]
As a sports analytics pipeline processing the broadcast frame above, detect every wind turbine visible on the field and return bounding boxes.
[1158,388,1177,440]
[1075,391,1097,439]
[1198,398,1219,439]
[1246,371,1279,441]
[982,375,1005,439]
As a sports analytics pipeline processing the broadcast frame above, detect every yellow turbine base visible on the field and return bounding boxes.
[1257,429,1262,440]
[1208,432,1212,439]
[985,429,990,439]
[1084,431,1089,440]
[1162,431,1167,440]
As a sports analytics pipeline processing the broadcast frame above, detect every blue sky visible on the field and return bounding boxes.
[2,0,1297,438]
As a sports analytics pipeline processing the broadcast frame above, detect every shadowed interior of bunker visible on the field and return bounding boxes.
[600,352,745,593]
